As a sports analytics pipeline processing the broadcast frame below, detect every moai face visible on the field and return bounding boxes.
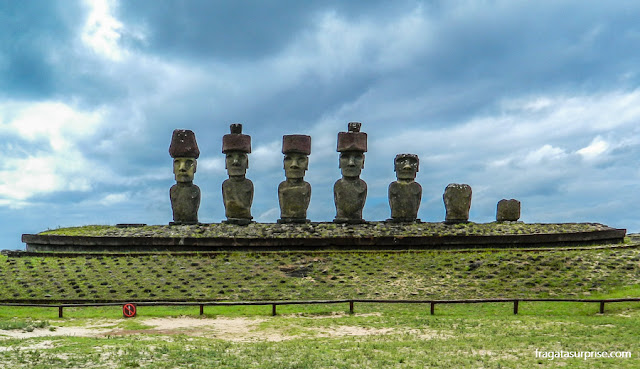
[173,157,197,183]
[283,152,309,179]
[225,151,248,177]
[339,151,365,178]
[394,155,418,181]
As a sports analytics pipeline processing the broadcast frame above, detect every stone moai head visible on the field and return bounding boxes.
[443,183,472,224]
[337,122,367,178]
[394,154,419,181]
[282,135,311,179]
[169,129,200,183]
[222,123,251,177]
[496,199,521,222]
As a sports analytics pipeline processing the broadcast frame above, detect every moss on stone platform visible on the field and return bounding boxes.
[39,222,614,239]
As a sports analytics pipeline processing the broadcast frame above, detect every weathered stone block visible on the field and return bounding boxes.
[496,199,521,222]
[169,129,200,158]
[443,183,472,224]
[282,135,311,155]
[337,122,367,152]
[222,123,251,153]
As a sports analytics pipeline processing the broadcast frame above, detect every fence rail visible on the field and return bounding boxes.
[2,298,640,318]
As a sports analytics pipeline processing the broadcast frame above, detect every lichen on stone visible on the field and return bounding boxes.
[38,222,613,239]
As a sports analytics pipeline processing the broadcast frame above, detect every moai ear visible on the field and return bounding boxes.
[362,154,365,170]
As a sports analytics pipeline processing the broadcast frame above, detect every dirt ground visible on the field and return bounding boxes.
[0,313,448,343]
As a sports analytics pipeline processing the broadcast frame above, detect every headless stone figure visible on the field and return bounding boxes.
[443,183,472,224]
[334,122,368,223]
[222,124,253,224]
[168,129,200,225]
[388,154,421,222]
[278,135,312,223]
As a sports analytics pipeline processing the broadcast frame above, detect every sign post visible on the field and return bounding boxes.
[123,303,137,318]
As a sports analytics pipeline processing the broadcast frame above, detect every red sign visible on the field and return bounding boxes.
[123,303,137,318]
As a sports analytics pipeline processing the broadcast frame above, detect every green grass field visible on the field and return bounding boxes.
[1,238,639,368]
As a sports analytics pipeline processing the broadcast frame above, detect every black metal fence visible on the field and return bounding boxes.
[2,297,640,318]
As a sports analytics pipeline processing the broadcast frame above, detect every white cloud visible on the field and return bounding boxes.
[0,101,108,204]
[256,207,279,222]
[577,136,609,161]
[251,140,282,172]
[81,0,146,61]
[0,101,103,150]
[523,145,567,166]
[98,192,129,206]
[198,157,225,174]
[81,0,126,60]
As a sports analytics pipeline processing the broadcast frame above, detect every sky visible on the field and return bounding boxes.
[1,0,639,250]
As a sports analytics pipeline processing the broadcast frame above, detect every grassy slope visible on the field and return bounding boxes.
[1,244,639,302]
[1,239,639,368]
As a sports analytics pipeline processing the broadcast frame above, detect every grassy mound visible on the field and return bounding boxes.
[2,240,639,302]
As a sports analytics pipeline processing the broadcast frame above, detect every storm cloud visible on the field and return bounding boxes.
[1,0,639,249]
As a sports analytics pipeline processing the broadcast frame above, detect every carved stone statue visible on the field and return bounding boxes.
[278,135,311,223]
[443,183,472,224]
[169,129,200,225]
[222,124,253,225]
[497,199,521,222]
[388,154,422,222]
[334,122,367,223]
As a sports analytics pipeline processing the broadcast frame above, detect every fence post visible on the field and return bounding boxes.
[599,301,605,314]
[58,306,63,318]
[430,302,435,315]
[513,300,519,315]
[349,301,354,314]
[272,304,277,316]
[200,304,204,316]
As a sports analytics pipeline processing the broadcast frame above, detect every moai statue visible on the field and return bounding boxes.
[496,199,521,222]
[334,122,367,224]
[278,135,312,224]
[169,129,201,225]
[443,183,472,224]
[222,124,253,225]
[388,154,422,222]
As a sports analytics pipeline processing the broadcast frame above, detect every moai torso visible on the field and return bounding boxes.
[334,178,367,222]
[170,183,200,224]
[278,180,311,220]
[389,181,422,220]
[496,199,521,222]
[388,153,421,222]
[222,177,253,220]
[444,183,472,224]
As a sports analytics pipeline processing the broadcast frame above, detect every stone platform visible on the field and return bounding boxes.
[21,222,626,253]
